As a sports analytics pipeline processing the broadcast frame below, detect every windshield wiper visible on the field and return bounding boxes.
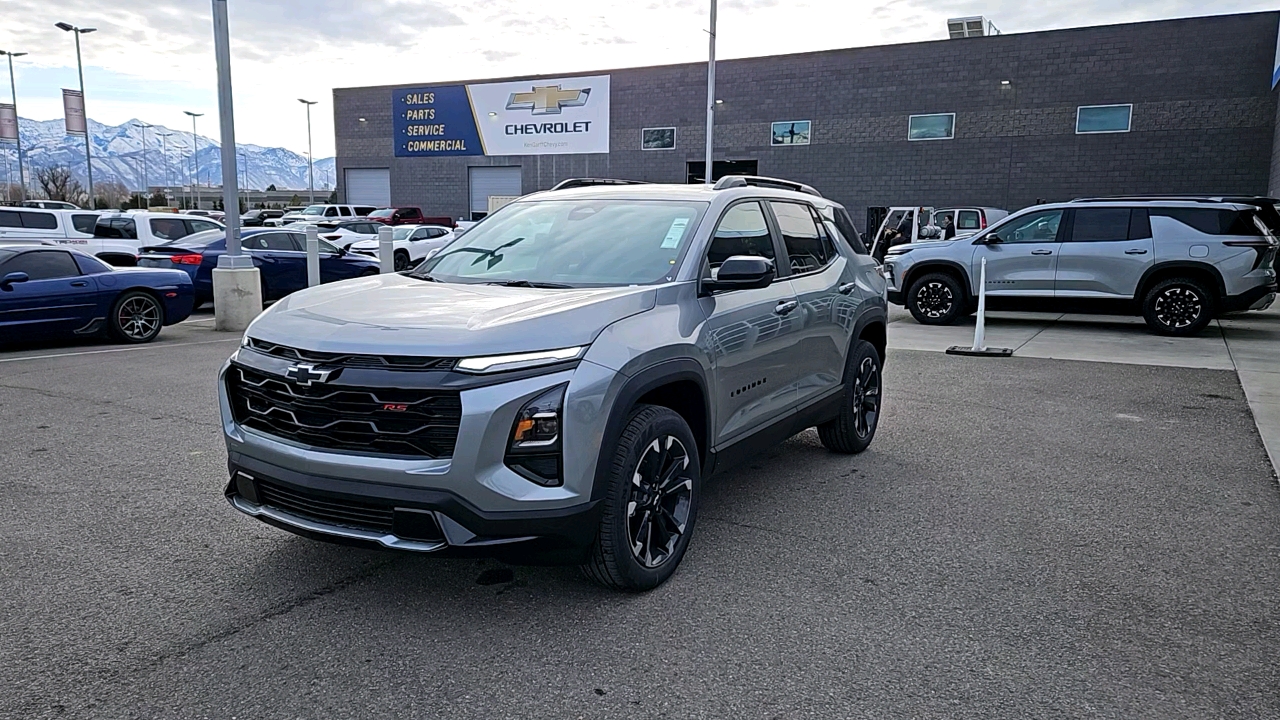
[408,272,443,282]
[487,279,573,289]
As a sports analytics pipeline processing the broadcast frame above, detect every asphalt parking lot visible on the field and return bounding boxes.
[3,321,1279,719]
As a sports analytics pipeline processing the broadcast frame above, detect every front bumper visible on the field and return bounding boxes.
[225,454,601,560]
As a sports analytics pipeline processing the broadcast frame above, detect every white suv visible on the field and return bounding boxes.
[86,212,225,265]
[270,204,376,226]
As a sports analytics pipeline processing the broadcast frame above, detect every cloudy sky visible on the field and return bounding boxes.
[1,0,1275,157]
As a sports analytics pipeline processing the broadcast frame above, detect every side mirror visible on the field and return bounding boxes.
[981,233,1002,245]
[0,271,29,289]
[702,255,775,294]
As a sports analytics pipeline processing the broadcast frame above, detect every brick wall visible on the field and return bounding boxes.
[335,11,1280,228]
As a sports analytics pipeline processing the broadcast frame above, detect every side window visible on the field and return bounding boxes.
[1128,209,1152,239]
[187,219,220,234]
[1150,208,1262,236]
[71,214,98,234]
[2,250,81,280]
[20,211,58,230]
[74,253,112,275]
[707,201,775,269]
[249,232,300,251]
[406,208,421,219]
[150,217,190,241]
[993,210,1063,243]
[1069,208,1131,242]
[769,201,831,273]
[956,210,981,230]
[325,207,339,217]
[412,229,431,240]
[827,206,867,255]
[338,207,352,217]
[0,210,21,227]
[121,219,138,240]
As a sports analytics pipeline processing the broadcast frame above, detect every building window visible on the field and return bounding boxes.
[907,113,955,141]
[1076,104,1132,134]
[642,127,675,150]
[771,120,811,146]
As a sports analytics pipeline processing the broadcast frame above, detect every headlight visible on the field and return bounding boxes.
[457,346,584,374]
[240,334,251,347]
[506,384,566,486]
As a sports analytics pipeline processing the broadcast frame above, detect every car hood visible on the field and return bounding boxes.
[247,273,657,356]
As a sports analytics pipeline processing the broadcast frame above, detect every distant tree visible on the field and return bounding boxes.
[35,166,85,204]
[94,181,129,209]
[265,183,277,192]
[289,193,301,206]
[326,190,337,203]
[149,190,168,207]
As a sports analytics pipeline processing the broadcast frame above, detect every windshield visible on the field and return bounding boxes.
[412,199,706,287]
[368,209,394,218]
[301,206,325,216]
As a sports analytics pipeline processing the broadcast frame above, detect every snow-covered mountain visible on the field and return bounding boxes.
[10,117,335,192]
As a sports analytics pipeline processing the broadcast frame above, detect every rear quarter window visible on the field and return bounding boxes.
[1150,208,1262,236]
[20,211,58,230]
[71,214,99,234]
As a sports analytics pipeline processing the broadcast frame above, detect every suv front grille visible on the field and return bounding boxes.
[227,366,462,458]
[247,338,456,371]
[257,480,395,533]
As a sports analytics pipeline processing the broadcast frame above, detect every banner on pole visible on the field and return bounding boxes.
[0,104,16,143]
[63,89,86,136]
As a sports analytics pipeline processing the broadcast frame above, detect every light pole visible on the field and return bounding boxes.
[298,99,317,204]
[704,0,716,186]
[157,130,173,188]
[133,121,151,205]
[211,0,258,331]
[238,151,247,211]
[184,110,203,209]
[55,23,96,206]
[0,51,28,199]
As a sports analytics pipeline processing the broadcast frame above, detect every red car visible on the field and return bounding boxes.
[366,207,425,225]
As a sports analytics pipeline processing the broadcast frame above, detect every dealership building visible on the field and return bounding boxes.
[333,11,1280,229]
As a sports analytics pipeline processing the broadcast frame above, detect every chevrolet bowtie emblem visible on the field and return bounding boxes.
[506,85,590,115]
[284,363,333,387]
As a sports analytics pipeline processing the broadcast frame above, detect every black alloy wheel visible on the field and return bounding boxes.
[818,339,882,454]
[109,291,164,344]
[907,272,963,325]
[394,251,411,272]
[627,436,694,569]
[582,404,701,591]
[1142,277,1213,336]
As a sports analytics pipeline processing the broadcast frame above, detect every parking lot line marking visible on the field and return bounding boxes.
[0,338,241,364]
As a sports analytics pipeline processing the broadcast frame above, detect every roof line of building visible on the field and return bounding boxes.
[332,9,1278,94]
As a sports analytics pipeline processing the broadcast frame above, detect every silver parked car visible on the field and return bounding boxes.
[220,176,888,591]
[882,197,1278,335]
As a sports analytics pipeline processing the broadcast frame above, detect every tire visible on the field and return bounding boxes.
[259,275,272,303]
[109,291,164,344]
[818,339,883,454]
[581,405,701,592]
[906,272,964,325]
[1142,277,1214,336]
[393,250,411,272]
[360,268,380,277]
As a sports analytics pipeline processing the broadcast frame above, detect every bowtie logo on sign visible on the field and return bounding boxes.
[506,85,590,115]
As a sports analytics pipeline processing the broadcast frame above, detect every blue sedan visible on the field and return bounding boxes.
[0,243,194,345]
[138,227,381,306]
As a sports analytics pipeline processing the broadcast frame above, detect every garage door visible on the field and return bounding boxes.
[345,168,390,207]
[469,166,521,216]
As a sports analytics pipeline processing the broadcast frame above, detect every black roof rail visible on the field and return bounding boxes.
[1071,195,1278,204]
[712,175,822,197]
[548,178,649,191]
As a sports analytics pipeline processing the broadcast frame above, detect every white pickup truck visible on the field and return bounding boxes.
[0,206,100,248]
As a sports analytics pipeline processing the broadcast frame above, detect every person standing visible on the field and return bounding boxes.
[942,215,956,240]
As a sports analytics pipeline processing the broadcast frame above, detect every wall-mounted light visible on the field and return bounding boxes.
[714,99,724,105]
[358,117,367,122]
[1000,80,1011,86]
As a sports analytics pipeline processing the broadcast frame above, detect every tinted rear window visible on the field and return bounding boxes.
[71,214,99,234]
[1151,208,1262,236]
[20,211,58,230]
[0,210,20,228]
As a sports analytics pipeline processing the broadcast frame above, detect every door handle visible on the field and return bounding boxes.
[1124,249,1148,255]
[70,281,89,287]
[774,300,799,316]
[1030,249,1054,255]
[838,282,857,295]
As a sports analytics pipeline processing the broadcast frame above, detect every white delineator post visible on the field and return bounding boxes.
[972,257,988,351]
[946,256,1013,357]
[209,0,261,332]
[305,224,320,287]
[378,225,394,274]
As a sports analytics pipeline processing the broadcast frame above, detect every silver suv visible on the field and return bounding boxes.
[219,176,888,591]
[883,197,1278,335]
